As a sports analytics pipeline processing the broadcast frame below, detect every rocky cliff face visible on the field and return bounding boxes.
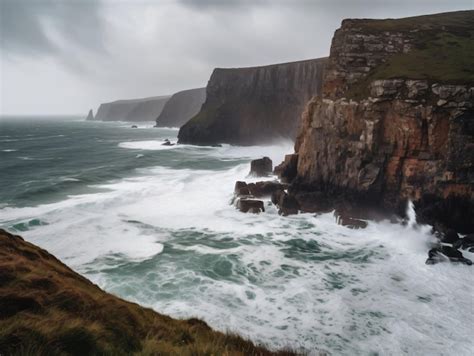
[86,109,94,121]
[94,96,170,122]
[283,11,474,232]
[178,58,327,145]
[155,88,206,128]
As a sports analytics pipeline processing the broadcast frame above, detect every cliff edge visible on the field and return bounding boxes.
[279,11,474,232]
[0,229,295,355]
[178,58,327,146]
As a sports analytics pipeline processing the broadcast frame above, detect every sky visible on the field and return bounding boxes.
[0,0,472,115]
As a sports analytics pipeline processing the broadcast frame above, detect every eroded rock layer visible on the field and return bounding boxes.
[286,11,474,232]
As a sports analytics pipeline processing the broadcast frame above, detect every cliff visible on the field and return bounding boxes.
[280,11,474,232]
[94,96,170,122]
[155,88,206,128]
[0,229,295,355]
[178,58,327,145]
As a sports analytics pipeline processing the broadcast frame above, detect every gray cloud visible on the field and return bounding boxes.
[1,0,472,115]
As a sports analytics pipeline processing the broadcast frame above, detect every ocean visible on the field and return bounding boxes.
[0,116,472,355]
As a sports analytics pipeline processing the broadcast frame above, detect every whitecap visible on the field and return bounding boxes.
[118,140,179,150]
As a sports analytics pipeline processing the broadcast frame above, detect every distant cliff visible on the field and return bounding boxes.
[178,58,327,145]
[86,109,94,120]
[94,96,170,122]
[278,11,474,232]
[155,88,206,128]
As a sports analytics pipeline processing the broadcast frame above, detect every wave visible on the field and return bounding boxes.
[118,140,180,150]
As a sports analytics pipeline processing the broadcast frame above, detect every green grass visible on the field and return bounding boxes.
[345,11,474,100]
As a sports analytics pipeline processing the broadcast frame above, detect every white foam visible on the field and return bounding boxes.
[118,140,179,150]
[1,141,472,355]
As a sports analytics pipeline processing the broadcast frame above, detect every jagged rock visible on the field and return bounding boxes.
[178,58,327,145]
[234,181,250,196]
[249,157,272,177]
[274,154,298,183]
[334,209,368,229]
[370,79,404,98]
[236,199,265,214]
[247,181,285,198]
[406,80,429,99]
[425,246,472,265]
[271,190,286,205]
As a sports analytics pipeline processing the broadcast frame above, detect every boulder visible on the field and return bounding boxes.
[162,139,174,146]
[425,246,472,265]
[131,125,138,129]
[249,157,272,177]
[274,154,298,183]
[246,181,286,198]
[234,181,251,197]
[236,199,265,214]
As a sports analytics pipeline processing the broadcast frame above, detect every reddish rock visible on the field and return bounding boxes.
[236,199,265,214]
[249,157,273,177]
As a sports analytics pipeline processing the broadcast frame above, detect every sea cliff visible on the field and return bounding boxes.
[178,58,327,145]
[94,96,170,122]
[278,11,474,232]
[155,88,206,128]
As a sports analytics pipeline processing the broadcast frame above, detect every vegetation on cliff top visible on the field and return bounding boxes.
[0,229,298,356]
[347,10,474,99]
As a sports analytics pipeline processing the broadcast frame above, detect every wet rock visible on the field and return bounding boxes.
[425,246,472,265]
[234,181,250,196]
[271,189,286,205]
[236,199,265,214]
[274,154,298,183]
[162,139,174,146]
[131,125,138,129]
[334,209,368,229]
[275,193,300,216]
[440,229,460,244]
[249,157,272,177]
[247,181,285,198]
[453,234,474,250]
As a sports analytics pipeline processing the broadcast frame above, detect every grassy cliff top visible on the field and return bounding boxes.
[345,10,474,99]
[0,229,297,356]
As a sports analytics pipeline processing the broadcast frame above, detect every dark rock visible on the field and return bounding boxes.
[277,193,300,216]
[454,234,474,250]
[131,125,138,129]
[236,199,265,214]
[334,209,368,229]
[162,139,174,146]
[425,246,472,265]
[246,181,285,198]
[441,229,460,244]
[95,95,170,122]
[274,154,298,183]
[271,189,286,205]
[249,157,272,177]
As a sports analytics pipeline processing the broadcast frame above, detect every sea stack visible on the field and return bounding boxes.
[86,109,94,120]
[178,58,327,146]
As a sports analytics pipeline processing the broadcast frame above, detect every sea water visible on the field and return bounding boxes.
[0,117,472,355]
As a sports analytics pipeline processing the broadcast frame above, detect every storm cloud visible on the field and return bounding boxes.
[1,0,472,115]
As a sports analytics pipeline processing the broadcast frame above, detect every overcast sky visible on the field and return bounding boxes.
[0,0,472,115]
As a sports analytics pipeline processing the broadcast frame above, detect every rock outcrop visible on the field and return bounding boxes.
[155,88,206,128]
[86,109,94,121]
[279,11,474,232]
[178,58,328,145]
[0,229,291,355]
[94,96,170,122]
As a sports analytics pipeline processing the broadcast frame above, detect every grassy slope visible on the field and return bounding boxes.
[0,229,298,356]
[346,10,474,99]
